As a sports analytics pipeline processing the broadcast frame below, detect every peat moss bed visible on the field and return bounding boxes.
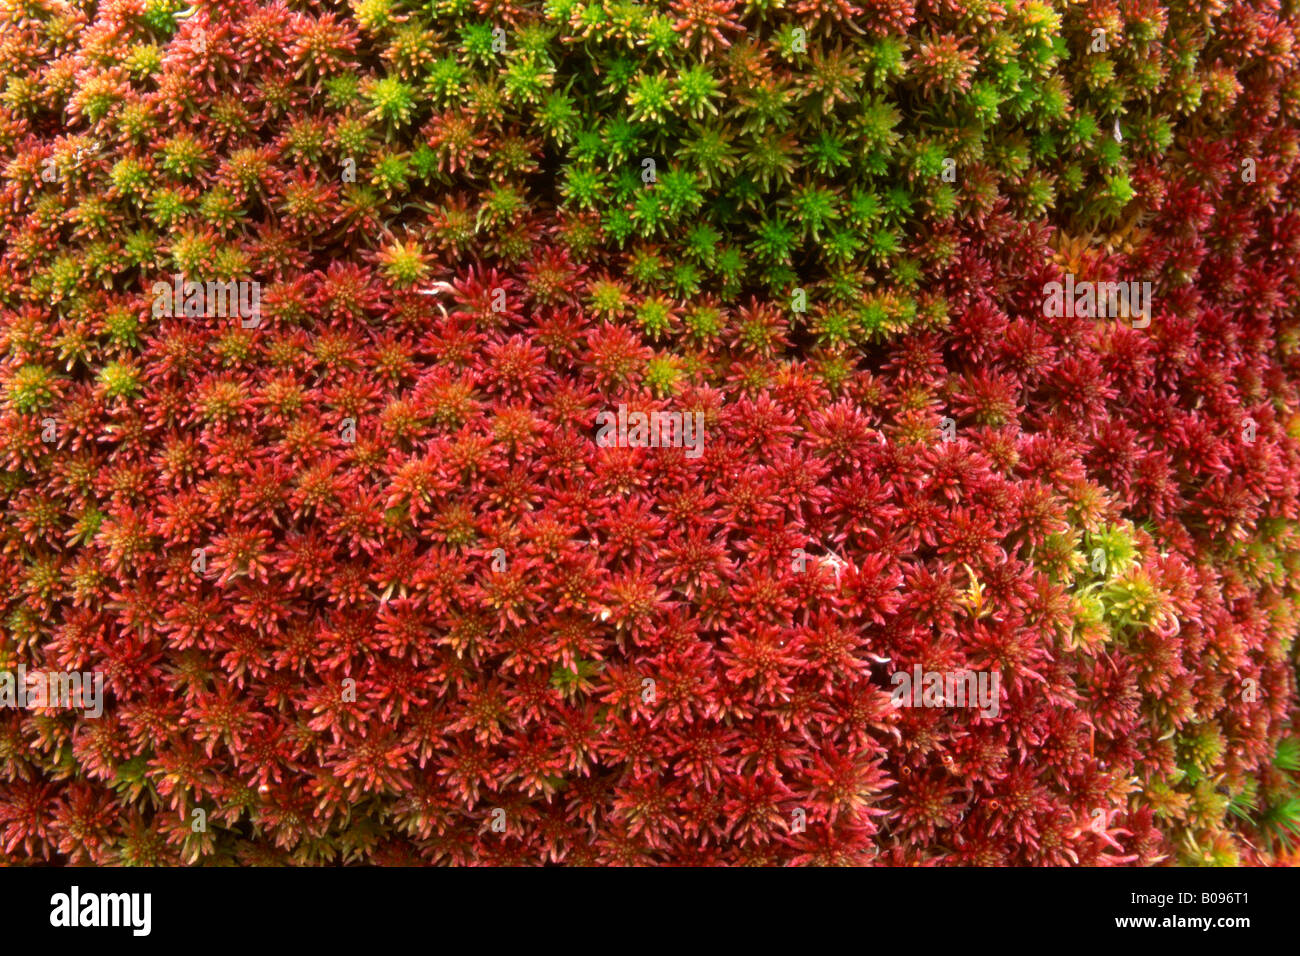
[0,0,1298,864]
